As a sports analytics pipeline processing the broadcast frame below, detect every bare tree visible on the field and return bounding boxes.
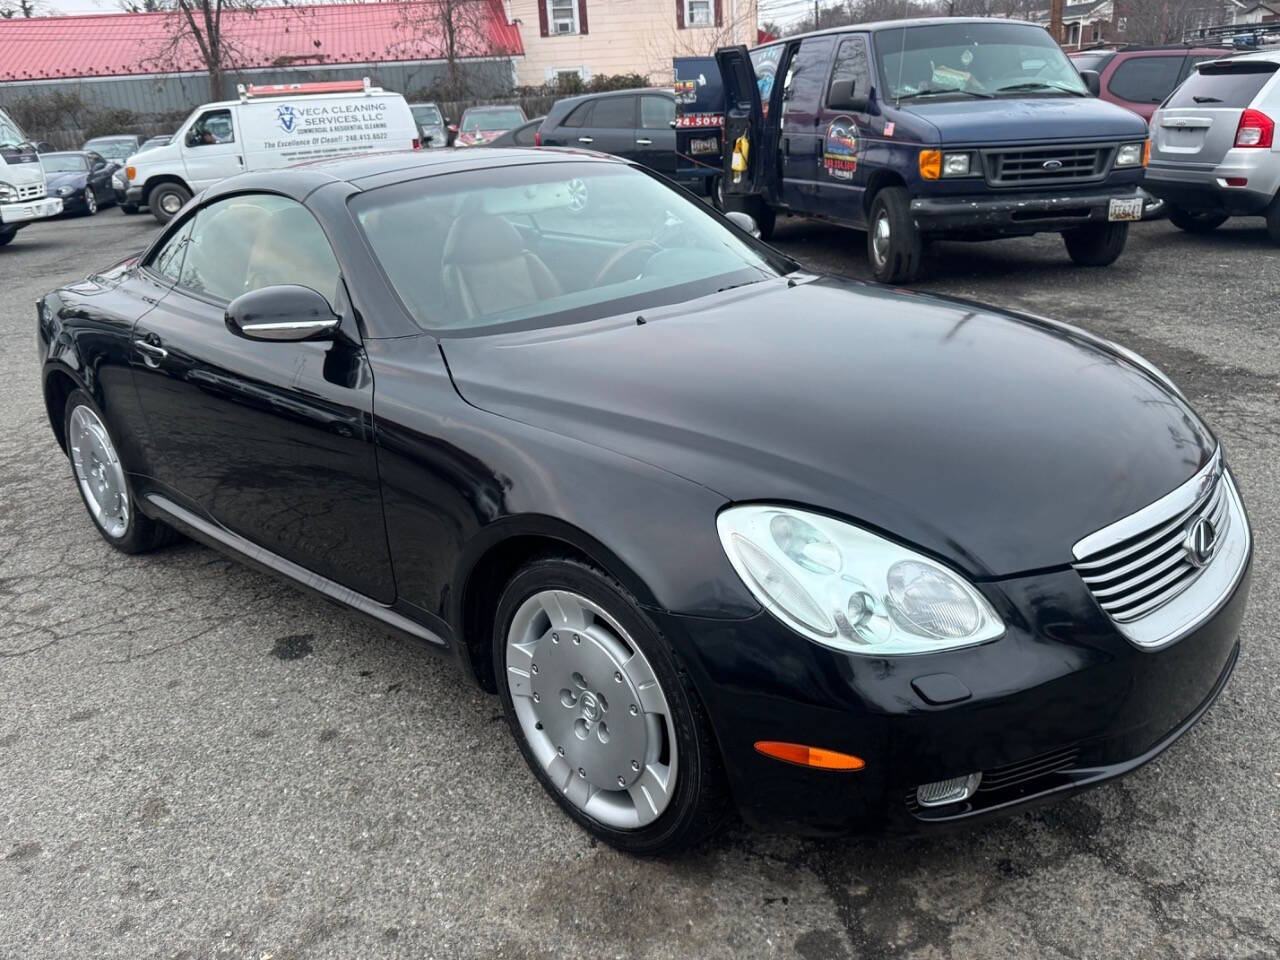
[0,0,42,18]
[388,0,507,99]
[643,3,760,79]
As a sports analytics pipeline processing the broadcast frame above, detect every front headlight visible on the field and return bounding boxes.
[942,152,972,177]
[1115,142,1146,167]
[717,505,1004,655]
[0,182,16,202]
[57,185,72,196]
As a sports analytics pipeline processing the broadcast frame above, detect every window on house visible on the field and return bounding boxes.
[686,0,713,27]
[548,0,578,35]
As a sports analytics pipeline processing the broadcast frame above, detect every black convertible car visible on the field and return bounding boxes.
[36,149,1251,854]
[40,151,117,215]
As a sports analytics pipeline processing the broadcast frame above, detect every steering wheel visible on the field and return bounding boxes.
[593,240,662,287]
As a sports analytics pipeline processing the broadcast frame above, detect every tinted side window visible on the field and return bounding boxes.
[782,37,836,117]
[178,194,340,305]
[829,36,872,104]
[561,101,592,128]
[640,95,675,129]
[150,216,195,283]
[590,95,636,129]
[512,121,539,146]
[1108,56,1184,104]
[1166,62,1277,108]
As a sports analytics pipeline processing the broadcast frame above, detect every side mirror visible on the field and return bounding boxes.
[1079,69,1101,97]
[725,210,761,238]
[225,285,340,342]
[828,78,869,112]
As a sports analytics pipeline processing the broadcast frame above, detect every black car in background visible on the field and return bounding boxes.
[36,148,1251,855]
[40,151,117,215]
[538,89,717,199]
[481,116,544,148]
[81,135,141,162]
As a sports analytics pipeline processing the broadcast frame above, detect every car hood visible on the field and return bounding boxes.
[45,170,87,190]
[905,95,1149,144]
[441,278,1215,578]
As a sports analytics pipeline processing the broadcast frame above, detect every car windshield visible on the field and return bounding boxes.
[353,162,790,335]
[412,105,443,125]
[875,22,1088,100]
[462,108,523,131]
[42,154,87,172]
[0,113,25,148]
[85,139,134,159]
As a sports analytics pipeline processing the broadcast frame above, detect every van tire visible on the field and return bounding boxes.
[1265,196,1280,245]
[1062,222,1128,267]
[0,229,15,247]
[867,186,923,284]
[148,183,191,224]
[1167,204,1228,234]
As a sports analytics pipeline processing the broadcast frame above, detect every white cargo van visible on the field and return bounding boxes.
[0,106,63,247]
[122,78,420,223]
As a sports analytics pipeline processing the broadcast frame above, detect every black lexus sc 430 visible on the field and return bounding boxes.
[37,149,1251,854]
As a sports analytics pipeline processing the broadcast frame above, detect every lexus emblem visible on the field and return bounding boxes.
[1042,159,1064,169]
[1184,517,1218,568]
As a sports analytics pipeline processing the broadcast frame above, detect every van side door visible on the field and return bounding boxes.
[777,35,836,214]
[180,107,244,190]
[815,33,875,223]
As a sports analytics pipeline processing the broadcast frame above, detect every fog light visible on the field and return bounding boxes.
[916,772,981,807]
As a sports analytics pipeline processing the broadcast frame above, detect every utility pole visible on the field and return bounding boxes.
[814,0,819,29]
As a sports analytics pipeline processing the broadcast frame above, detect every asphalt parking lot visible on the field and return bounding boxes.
[1,208,1277,960]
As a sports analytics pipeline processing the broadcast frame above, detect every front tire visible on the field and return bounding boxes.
[494,556,728,855]
[1167,204,1227,234]
[63,389,178,554]
[148,183,191,224]
[867,186,924,283]
[82,187,98,216]
[1062,221,1128,267]
[0,229,15,247]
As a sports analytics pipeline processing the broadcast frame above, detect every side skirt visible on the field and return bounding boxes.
[142,493,449,651]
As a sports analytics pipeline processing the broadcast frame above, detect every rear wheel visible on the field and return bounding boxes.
[494,556,728,855]
[867,186,923,283]
[148,183,191,224]
[63,389,178,553]
[1265,196,1280,245]
[1167,204,1227,234]
[83,187,98,216]
[1062,221,1128,267]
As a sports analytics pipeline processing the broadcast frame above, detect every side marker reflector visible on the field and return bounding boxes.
[754,741,865,771]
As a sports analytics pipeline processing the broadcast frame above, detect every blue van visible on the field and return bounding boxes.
[714,18,1152,282]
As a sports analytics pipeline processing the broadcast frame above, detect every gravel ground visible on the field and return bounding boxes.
[1,208,1277,960]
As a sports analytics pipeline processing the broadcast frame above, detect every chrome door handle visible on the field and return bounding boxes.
[135,338,168,360]
[635,138,653,145]
[577,137,594,144]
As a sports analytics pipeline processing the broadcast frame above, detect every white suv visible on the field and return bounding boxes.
[1146,50,1280,241]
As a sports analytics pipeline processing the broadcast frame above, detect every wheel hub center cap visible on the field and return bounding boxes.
[580,690,602,724]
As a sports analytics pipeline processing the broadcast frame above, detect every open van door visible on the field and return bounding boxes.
[715,45,765,198]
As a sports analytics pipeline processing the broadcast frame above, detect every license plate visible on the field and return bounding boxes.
[1108,197,1143,222]
[690,137,719,155]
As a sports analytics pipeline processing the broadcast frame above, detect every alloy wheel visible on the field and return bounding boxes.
[84,188,97,215]
[68,404,129,539]
[505,589,677,830]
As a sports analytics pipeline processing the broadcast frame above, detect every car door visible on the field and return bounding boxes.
[577,94,638,158]
[128,191,396,603]
[180,107,244,190]
[86,152,112,200]
[816,34,874,221]
[777,35,836,213]
[636,94,677,177]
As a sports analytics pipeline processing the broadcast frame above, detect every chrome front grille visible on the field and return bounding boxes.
[984,145,1109,186]
[1072,449,1250,650]
[16,182,44,201]
[1075,474,1227,623]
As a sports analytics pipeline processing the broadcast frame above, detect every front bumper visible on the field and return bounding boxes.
[654,551,1250,835]
[0,196,62,226]
[911,185,1145,237]
[124,185,145,205]
[1145,159,1277,216]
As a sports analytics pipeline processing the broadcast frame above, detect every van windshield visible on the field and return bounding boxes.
[0,112,26,148]
[875,22,1088,101]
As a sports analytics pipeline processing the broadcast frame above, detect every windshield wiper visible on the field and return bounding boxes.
[1192,95,1223,103]
[994,81,1086,96]
[898,87,994,101]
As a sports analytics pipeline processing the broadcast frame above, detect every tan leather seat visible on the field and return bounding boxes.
[441,214,562,321]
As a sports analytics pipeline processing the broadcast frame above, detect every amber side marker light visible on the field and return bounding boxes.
[918,149,942,180]
[754,741,866,771]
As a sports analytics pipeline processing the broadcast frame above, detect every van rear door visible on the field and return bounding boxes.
[1152,59,1279,168]
[716,45,765,196]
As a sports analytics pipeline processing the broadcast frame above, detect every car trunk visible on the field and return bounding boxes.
[1151,59,1278,168]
